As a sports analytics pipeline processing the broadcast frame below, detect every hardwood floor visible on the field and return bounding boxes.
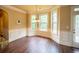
[1,36,79,53]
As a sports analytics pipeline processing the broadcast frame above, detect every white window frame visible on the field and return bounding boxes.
[31,15,36,31]
[39,14,48,31]
[51,10,58,35]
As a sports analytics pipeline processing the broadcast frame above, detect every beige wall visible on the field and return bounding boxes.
[8,10,26,30]
[0,6,27,42]
[59,6,71,31]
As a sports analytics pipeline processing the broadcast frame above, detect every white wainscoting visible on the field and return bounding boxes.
[52,31,74,47]
[60,31,73,47]
[27,28,36,36]
[52,33,60,44]
[9,28,27,42]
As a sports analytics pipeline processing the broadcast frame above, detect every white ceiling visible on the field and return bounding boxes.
[11,5,57,13]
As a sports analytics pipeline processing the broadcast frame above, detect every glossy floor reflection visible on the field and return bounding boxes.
[2,36,79,53]
[26,37,60,53]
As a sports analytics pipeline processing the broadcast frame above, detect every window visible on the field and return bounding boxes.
[31,15,36,31]
[52,10,58,34]
[74,8,79,11]
[74,15,79,43]
[39,14,48,31]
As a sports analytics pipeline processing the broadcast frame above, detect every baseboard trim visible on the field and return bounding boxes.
[9,36,27,43]
[9,35,79,49]
[34,35,52,40]
[9,35,52,43]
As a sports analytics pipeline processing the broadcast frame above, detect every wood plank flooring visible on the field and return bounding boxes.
[1,36,79,53]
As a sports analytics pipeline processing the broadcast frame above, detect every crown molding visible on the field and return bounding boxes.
[0,5,27,14]
[51,6,60,10]
[0,5,61,14]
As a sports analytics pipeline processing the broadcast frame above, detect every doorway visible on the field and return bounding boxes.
[72,6,79,48]
[0,9,9,50]
[0,9,8,39]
